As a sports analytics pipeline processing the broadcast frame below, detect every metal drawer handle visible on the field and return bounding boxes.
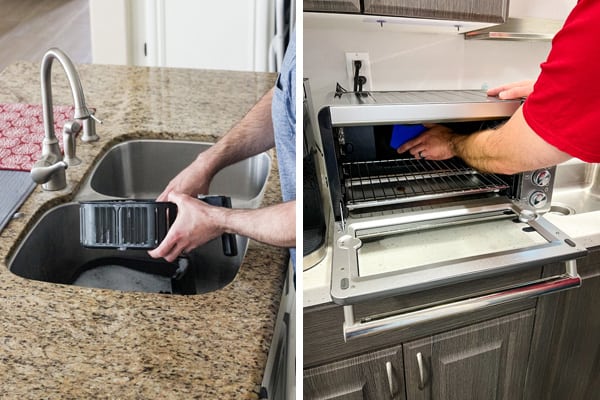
[385,361,394,397]
[342,260,581,341]
[416,352,425,390]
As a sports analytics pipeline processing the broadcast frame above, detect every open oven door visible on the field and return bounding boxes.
[330,199,587,340]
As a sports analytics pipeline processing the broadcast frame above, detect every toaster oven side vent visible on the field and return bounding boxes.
[343,158,509,210]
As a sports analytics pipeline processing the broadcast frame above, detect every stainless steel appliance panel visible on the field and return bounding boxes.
[316,89,586,312]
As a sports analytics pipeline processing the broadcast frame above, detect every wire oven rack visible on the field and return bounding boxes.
[342,158,509,210]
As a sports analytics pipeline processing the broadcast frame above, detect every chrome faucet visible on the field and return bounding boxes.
[31,48,99,191]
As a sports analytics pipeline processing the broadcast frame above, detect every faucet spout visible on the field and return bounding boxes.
[40,48,92,144]
[33,48,95,191]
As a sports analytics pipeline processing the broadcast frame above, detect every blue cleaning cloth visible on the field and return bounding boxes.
[390,124,427,150]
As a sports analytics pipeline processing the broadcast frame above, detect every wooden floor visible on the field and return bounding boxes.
[0,0,90,72]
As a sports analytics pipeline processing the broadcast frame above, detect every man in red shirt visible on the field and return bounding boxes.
[398,0,599,174]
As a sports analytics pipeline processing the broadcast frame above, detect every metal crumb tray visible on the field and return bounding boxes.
[79,200,176,250]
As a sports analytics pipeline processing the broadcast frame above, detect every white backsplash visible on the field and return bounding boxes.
[304,13,554,111]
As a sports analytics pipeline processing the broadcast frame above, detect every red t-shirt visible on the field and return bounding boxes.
[523,0,600,162]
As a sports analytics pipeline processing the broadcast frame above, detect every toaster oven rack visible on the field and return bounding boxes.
[342,158,509,210]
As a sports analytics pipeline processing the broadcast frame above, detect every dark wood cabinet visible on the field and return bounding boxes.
[304,0,508,23]
[403,310,534,400]
[304,0,361,13]
[304,309,535,399]
[363,0,508,23]
[304,252,599,399]
[304,267,540,368]
[304,345,406,400]
[524,252,600,399]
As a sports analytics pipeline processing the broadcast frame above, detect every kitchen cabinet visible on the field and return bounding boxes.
[304,0,361,13]
[90,0,278,71]
[363,0,508,23]
[145,0,273,71]
[304,309,535,399]
[304,345,406,399]
[304,0,508,23]
[305,267,540,367]
[403,310,534,400]
[524,250,600,399]
[304,259,549,399]
[304,242,600,400]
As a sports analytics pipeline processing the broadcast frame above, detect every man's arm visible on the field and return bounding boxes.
[198,88,276,177]
[398,106,571,174]
[148,192,295,262]
[157,88,275,201]
[223,201,295,248]
[450,106,571,173]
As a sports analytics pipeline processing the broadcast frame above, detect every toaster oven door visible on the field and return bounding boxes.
[330,199,587,305]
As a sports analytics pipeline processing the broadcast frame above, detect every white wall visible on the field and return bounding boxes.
[509,0,575,19]
[304,13,557,110]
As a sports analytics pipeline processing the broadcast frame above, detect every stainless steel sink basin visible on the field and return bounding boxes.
[9,203,246,294]
[8,139,271,294]
[551,160,600,215]
[80,140,271,208]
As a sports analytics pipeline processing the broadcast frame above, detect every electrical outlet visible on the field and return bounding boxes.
[345,52,373,91]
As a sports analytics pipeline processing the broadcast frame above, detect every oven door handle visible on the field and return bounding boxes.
[342,260,580,341]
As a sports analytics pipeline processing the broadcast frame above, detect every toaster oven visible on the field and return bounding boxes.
[316,90,586,339]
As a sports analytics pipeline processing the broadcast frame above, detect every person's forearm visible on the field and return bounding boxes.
[449,129,503,173]
[198,88,276,176]
[450,106,571,174]
[222,200,296,248]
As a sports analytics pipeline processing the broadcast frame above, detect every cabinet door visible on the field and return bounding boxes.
[525,255,600,399]
[363,0,508,23]
[304,0,361,13]
[403,309,535,400]
[304,345,406,400]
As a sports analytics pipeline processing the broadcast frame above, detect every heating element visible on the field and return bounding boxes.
[343,157,509,210]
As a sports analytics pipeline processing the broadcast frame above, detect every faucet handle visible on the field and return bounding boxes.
[31,159,67,190]
[80,110,101,142]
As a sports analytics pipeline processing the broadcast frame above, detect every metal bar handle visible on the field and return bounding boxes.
[385,361,394,397]
[343,260,581,341]
[416,352,425,390]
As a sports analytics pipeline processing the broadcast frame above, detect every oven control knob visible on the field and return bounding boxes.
[532,169,552,187]
[529,191,548,208]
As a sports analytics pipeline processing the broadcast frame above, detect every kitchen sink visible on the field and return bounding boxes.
[9,203,246,294]
[8,139,271,295]
[78,139,271,209]
[551,159,600,215]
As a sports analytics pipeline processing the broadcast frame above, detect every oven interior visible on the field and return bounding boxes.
[334,119,521,219]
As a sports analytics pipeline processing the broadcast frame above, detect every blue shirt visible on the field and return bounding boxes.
[272,33,296,270]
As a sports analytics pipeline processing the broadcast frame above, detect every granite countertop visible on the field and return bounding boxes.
[0,62,287,398]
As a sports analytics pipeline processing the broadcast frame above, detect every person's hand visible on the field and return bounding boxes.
[396,124,456,160]
[148,192,227,262]
[487,80,535,100]
[156,158,215,202]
